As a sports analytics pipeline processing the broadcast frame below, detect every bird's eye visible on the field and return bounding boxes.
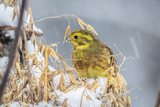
[74,35,78,39]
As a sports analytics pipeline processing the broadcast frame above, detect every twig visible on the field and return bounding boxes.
[0,25,43,37]
[80,88,86,107]
[45,46,49,102]
[155,85,160,107]
[23,29,33,104]
[0,0,26,102]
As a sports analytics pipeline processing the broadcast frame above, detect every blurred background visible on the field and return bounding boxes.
[29,0,160,106]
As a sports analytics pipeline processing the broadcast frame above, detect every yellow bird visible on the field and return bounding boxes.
[66,29,118,80]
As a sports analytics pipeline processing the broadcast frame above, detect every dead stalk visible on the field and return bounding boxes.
[80,88,86,107]
[45,46,49,102]
[23,30,33,104]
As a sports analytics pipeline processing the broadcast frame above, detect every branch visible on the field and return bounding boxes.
[23,29,33,104]
[0,25,43,38]
[0,0,27,102]
[155,85,160,107]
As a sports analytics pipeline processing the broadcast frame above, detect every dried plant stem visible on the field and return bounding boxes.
[23,30,33,104]
[0,0,26,102]
[155,85,160,107]
[80,88,86,107]
[0,25,42,37]
[103,73,110,95]
[45,66,48,102]
[45,46,49,102]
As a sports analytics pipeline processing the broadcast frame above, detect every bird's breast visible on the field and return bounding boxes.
[71,49,111,78]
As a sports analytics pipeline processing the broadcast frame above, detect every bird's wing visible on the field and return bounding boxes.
[103,44,118,75]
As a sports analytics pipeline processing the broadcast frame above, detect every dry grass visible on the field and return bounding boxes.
[0,0,134,106]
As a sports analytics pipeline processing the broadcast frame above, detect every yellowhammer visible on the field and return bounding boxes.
[66,29,118,80]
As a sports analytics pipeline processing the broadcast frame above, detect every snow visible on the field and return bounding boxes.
[0,56,8,69]
[55,78,107,107]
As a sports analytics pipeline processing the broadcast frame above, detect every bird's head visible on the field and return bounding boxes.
[65,29,101,50]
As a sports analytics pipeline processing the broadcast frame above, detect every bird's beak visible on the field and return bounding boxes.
[65,37,72,42]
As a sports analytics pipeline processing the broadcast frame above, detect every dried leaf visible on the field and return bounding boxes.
[48,92,53,99]
[81,81,87,87]
[23,77,28,88]
[50,48,58,61]
[126,94,131,107]
[16,62,20,73]
[87,24,98,35]
[62,98,68,107]
[31,57,37,67]
[122,82,127,91]
[47,71,55,76]
[73,87,79,91]
[51,43,58,47]
[63,25,71,42]
[57,84,61,91]
[37,60,43,67]
[121,94,126,104]
[39,74,44,89]
[19,102,29,107]
[66,66,74,71]
[117,97,123,104]
[31,33,36,48]
[5,0,9,9]
[120,74,127,85]
[92,81,100,92]
[26,53,36,60]
[50,94,56,101]
[0,0,3,5]
[116,74,123,90]
[85,92,93,102]
[12,7,16,22]
[19,83,23,92]
[77,18,84,29]
[68,71,79,87]
[55,67,65,76]
[45,45,49,62]
[29,16,34,29]
[59,74,64,85]
[14,5,19,18]
[37,39,42,54]
[118,103,123,107]
[64,88,73,93]
[55,52,66,63]
[111,100,117,107]
[26,6,32,20]
[9,0,16,6]
[41,43,45,55]
[90,80,97,89]
[49,51,53,62]
[2,92,12,99]
[12,5,19,22]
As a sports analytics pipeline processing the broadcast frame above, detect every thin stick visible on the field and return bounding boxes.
[45,46,49,102]
[0,25,43,37]
[155,85,160,107]
[23,30,33,104]
[80,88,86,107]
[0,0,26,102]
